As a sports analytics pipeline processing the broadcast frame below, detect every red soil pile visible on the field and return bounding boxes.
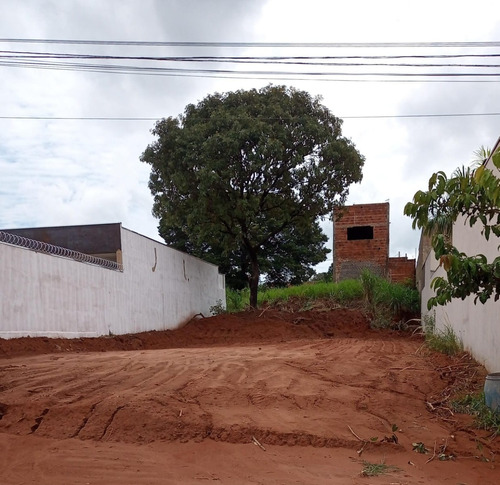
[0,306,498,484]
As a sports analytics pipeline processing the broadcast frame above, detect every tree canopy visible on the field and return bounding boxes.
[404,149,500,308]
[157,217,329,290]
[141,85,364,307]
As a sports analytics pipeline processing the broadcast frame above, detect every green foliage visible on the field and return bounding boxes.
[261,222,330,287]
[412,442,428,454]
[209,299,226,316]
[471,145,492,168]
[361,461,400,477]
[224,276,419,328]
[141,85,364,308]
[360,269,377,310]
[258,280,364,306]
[226,288,249,313]
[452,393,500,436]
[309,271,332,283]
[226,280,364,311]
[404,150,500,309]
[383,280,421,316]
[424,317,464,355]
[309,263,333,283]
[360,270,420,328]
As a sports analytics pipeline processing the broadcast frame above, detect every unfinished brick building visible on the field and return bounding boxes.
[333,202,415,284]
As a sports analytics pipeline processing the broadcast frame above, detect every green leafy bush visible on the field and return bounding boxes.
[209,299,226,316]
[360,270,420,328]
[424,317,464,355]
[224,273,420,327]
[452,392,500,436]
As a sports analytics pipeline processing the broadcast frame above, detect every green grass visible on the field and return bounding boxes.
[425,322,464,356]
[226,288,250,312]
[225,279,364,313]
[361,269,420,317]
[259,279,364,305]
[452,393,500,436]
[225,271,420,329]
[361,461,401,477]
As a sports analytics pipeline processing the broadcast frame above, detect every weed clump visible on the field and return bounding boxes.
[225,271,420,326]
[423,316,463,356]
[360,269,420,329]
[209,299,226,316]
[361,461,400,477]
[452,393,500,437]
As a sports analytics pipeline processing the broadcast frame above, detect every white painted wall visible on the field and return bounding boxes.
[421,246,500,372]
[420,150,500,372]
[0,226,225,339]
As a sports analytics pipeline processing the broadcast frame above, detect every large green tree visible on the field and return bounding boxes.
[158,217,329,290]
[141,85,364,307]
[404,150,500,309]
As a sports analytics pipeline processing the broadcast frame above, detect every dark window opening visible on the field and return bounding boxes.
[347,226,373,240]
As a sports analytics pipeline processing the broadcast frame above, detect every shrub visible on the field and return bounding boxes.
[360,270,420,328]
[452,393,500,437]
[225,288,249,312]
[224,272,419,326]
[209,299,226,316]
[424,317,464,355]
[361,461,400,477]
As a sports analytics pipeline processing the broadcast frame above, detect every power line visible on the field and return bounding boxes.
[1,42,499,82]
[3,49,500,63]
[4,60,497,82]
[1,112,500,121]
[2,50,500,68]
[342,112,500,119]
[1,39,500,48]
[2,59,500,79]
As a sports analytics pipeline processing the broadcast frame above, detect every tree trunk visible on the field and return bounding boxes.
[249,256,260,309]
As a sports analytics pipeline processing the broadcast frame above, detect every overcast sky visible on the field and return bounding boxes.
[1,0,499,272]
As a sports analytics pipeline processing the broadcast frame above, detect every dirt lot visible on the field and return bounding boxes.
[0,306,498,484]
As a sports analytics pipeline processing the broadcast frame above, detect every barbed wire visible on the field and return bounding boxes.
[0,230,123,271]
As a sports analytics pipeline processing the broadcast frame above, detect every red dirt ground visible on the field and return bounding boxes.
[0,307,498,484]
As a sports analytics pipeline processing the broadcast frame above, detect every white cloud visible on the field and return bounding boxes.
[0,0,499,273]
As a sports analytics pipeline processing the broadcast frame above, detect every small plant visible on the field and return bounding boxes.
[361,461,400,477]
[452,393,500,437]
[209,299,226,316]
[254,279,364,307]
[300,299,315,311]
[369,308,393,329]
[412,442,428,454]
[360,269,378,311]
[425,323,463,356]
[224,276,418,321]
[359,270,420,329]
[226,288,249,312]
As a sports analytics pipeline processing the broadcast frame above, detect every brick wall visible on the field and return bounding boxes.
[333,203,390,281]
[388,256,416,284]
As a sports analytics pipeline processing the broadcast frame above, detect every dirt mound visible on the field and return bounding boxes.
[0,306,498,484]
[0,307,375,358]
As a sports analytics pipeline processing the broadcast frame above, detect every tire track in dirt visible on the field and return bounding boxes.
[0,337,448,449]
[0,308,498,484]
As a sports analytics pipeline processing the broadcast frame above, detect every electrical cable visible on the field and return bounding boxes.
[3,50,500,66]
[2,58,500,78]
[1,112,500,121]
[1,39,500,48]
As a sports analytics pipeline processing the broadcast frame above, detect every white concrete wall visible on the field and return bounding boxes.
[421,154,500,372]
[0,227,225,339]
[421,248,500,372]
